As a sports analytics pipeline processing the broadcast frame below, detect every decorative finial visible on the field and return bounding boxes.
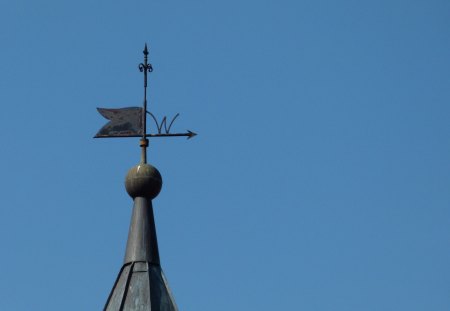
[125,163,162,200]
[144,43,148,55]
[138,44,154,163]
[139,43,153,88]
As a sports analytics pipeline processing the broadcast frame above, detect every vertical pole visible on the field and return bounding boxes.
[143,44,148,141]
[140,138,148,164]
[139,44,152,164]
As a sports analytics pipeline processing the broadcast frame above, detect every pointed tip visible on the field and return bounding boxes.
[187,130,197,139]
[143,43,149,55]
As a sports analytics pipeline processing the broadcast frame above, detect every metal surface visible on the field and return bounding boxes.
[95,107,143,138]
[103,167,176,310]
[125,163,162,200]
[104,262,178,311]
[123,197,160,264]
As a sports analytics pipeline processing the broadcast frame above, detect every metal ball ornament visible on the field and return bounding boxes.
[125,163,162,200]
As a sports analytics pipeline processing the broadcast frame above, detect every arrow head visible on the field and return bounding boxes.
[187,130,197,139]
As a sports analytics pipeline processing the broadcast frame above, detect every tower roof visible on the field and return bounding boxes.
[103,166,177,310]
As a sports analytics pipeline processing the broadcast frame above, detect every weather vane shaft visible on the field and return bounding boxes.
[139,45,153,137]
[138,44,153,163]
[94,43,197,163]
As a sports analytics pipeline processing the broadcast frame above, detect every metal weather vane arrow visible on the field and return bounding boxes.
[94,44,197,163]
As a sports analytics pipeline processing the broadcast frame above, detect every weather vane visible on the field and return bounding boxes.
[97,44,192,310]
[94,43,197,163]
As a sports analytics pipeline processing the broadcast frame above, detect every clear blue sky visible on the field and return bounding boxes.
[0,0,449,310]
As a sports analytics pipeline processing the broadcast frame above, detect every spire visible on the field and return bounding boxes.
[103,163,178,311]
[95,45,196,311]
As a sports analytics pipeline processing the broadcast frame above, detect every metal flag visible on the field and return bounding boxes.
[95,107,144,138]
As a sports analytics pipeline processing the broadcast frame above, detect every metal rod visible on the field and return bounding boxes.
[139,44,153,164]
[94,131,197,139]
[143,44,148,140]
[147,133,195,138]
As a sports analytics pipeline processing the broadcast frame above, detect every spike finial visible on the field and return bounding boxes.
[144,43,149,56]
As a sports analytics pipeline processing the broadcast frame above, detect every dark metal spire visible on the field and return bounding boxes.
[104,163,177,311]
